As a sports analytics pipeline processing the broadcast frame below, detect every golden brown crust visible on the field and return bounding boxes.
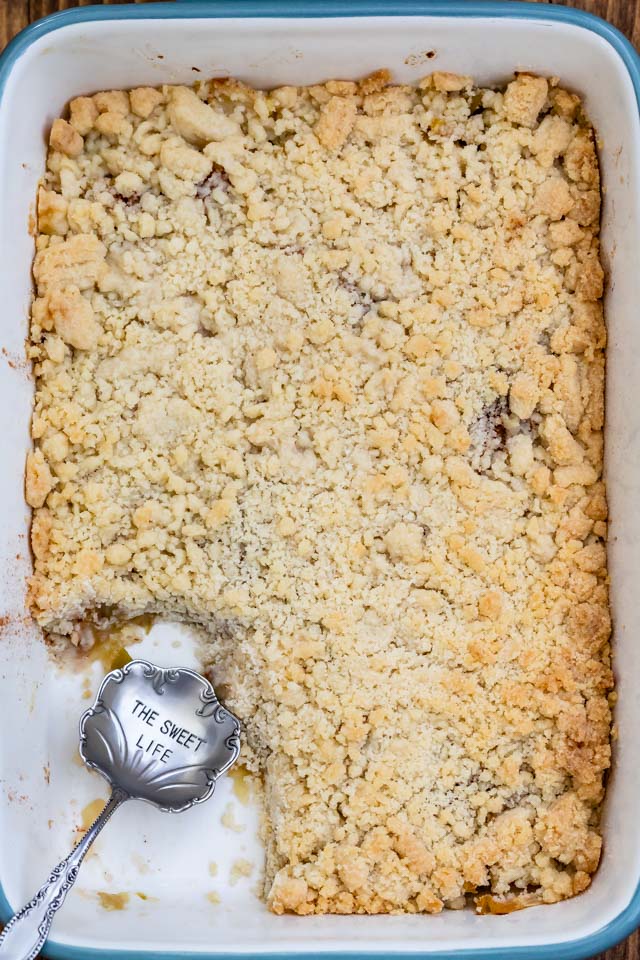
[49,118,83,157]
[28,71,610,915]
[37,188,69,237]
[130,86,164,119]
[432,72,472,93]
[359,69,392,95]
[314,96,358,150]
[35,286,101,351]
[25,450,54,508]
[93,89,130,116]
[503,74,548,127]
[69,96,98,136]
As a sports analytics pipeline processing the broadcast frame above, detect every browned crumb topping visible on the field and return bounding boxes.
[28,70,611,915]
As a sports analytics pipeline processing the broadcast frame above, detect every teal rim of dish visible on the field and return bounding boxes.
[0,2,638,958]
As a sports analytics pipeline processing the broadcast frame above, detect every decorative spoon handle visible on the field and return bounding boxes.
[0,787,128,960]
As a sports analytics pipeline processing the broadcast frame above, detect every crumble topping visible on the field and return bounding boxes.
[27,70,611,915]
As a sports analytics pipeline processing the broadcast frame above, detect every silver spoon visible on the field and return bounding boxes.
[0,659,240,960]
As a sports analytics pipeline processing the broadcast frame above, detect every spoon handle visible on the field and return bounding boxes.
[0,787,128,960]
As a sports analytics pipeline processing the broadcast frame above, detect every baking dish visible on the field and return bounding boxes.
[0,2,639,958]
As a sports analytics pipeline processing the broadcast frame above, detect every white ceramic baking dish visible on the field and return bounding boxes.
[1,3,640,958]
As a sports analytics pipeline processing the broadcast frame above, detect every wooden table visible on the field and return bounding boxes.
[0,0,637,957]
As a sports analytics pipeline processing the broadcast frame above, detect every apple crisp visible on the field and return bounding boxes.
[27,70,611,915]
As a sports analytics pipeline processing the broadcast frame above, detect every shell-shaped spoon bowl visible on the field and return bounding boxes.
[80,659,240,811]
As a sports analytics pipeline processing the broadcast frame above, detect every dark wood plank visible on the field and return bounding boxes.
[0,1,639,959]
[553,0,640,48]
[593,925,640,960]
[28,0,132,31]
[0,0,29,48]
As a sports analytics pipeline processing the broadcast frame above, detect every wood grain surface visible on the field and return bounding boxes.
[0,0,637,958]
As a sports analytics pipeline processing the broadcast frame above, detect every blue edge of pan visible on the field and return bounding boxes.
[0,2,637,957]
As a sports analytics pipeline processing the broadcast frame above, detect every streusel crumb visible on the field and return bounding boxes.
[28,70,611,915]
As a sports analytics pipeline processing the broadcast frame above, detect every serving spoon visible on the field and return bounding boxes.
[0,659,240,960]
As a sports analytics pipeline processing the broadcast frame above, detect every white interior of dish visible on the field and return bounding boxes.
[0,13,639,955]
